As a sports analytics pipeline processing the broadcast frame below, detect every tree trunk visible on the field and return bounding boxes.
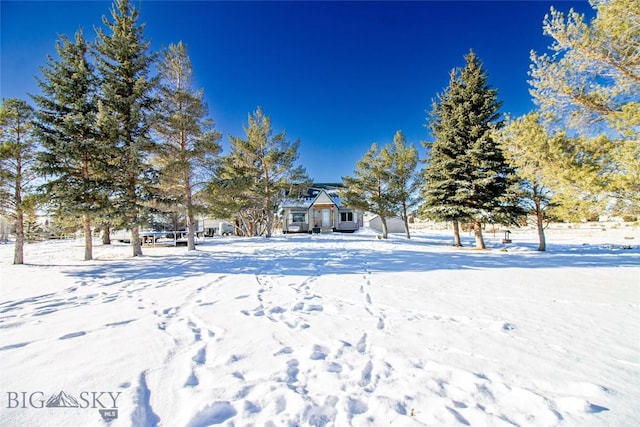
[81,156,92,260]
[265,210,273,238]
[402,202,411,239]
[380,216,389,239]
[186,212,196,251]
[102,224,111,245]
[131,224,143,257]
[14,210,24,265]
[535,200,546,251]
[264,190,273,238]
[186,194,196,251]
[473,220,486,249]
[452,220,462,247]
[82,214,93,261]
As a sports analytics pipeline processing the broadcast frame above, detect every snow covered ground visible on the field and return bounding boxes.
[0,224,638,426]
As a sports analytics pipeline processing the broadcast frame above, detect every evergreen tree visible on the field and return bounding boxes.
[530,0,639,217]
[545,133,616,221]
[342,143,397,239]
[497,113,555,251]
[422,50,522,249]
[153,42,222,250]
[529,0,639,135]
[207,160,260,236]
[381,130,421,239]
[217,107,309,237]
[94,0,158,256]
[0,99,38,264]
[421,68,467,246]
[32,29,105,261]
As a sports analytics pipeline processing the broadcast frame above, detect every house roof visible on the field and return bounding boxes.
[282,188,344,209]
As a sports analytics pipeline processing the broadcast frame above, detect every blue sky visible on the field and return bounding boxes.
[1,0,594,182]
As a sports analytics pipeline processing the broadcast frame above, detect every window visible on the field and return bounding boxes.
[340,212,353,222]
[291,212,306,223]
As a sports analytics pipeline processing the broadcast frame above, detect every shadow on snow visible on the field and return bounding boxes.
[62,232,638,284]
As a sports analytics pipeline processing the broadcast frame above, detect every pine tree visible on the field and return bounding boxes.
[0,99,38,264]
[217,107,309,237]
[529,0,639,135]
[153,42,222,250]
[207,158,261,236]
[342,143,397,239]
[422,50,522,249]
[381,130,421,239]
[546,133,616,221]
[498,113,555,251]
[94,0,158,256]
[529,0,639,217]
[32,29,106,261]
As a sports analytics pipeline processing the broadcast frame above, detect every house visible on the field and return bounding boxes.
[282,184,364,233]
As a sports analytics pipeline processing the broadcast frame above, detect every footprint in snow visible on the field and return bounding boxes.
[269,306,286,314]
[310,344,328,360]
[356,333,367,353]
[193,346,207,365]
[162,306,179,317]
[326,362,342,373]
[359,360,373,387]
[105,319,135,327]
[305,304,323,312]
[0,341,31,351]
[274,346,294,356]
[228,354,244,364]
[59,331,86,340]
[243,400,261,414]
[186,401,237,427]
[347,397,368,415]
[184,369,199,387]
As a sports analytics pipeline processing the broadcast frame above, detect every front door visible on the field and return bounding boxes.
[322,209,331,227]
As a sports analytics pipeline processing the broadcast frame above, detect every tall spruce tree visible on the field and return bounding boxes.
[0,99,38,264]
[422,50,521,249]
[342,143,397,239]
[153,42,222,250]
[421,68,466,246]
[33,29,106,261]
[94,0,158,256]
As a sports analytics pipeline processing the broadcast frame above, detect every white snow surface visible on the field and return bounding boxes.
[1,225,638,427]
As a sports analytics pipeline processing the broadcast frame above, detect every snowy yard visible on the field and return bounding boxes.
[0,225,638,426]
